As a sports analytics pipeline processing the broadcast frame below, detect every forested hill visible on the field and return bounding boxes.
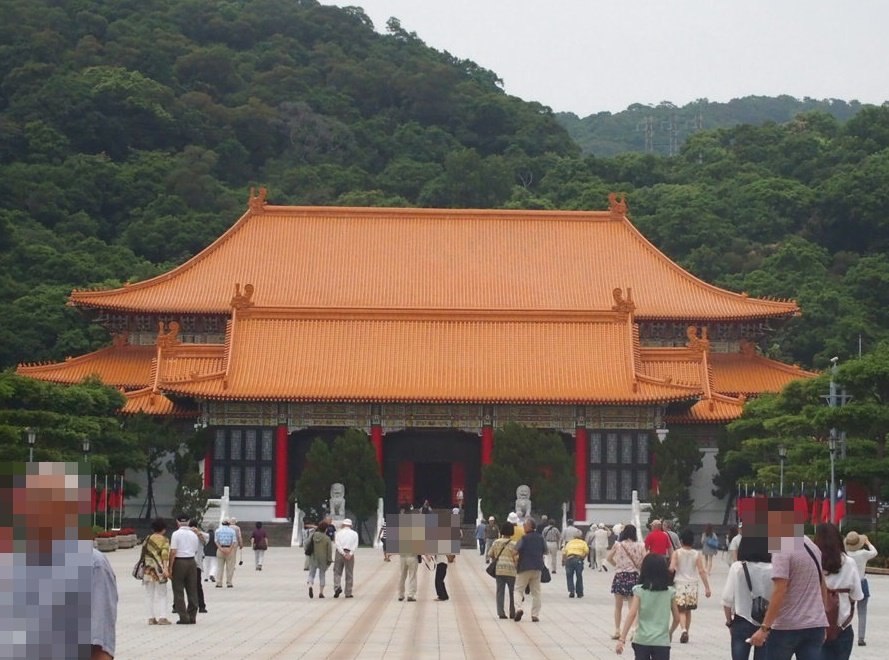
[557,96,868,156]
[2,0,889,376]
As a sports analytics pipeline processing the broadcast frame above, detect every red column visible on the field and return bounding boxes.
[371,424,383,472]
[574,427,588,520]
[275,424,288,519]
[203,444,213,490]
[481,425,494,465]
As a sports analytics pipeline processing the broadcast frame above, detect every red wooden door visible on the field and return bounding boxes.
[397,461,414,508]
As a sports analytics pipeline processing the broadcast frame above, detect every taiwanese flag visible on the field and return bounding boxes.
[833,484,846,526]
[91,487,99,513]
[96,488,107,513]
[810,488,820,527]
[107,487,121,510]
[820,485,831,524]
[793,485,809,520]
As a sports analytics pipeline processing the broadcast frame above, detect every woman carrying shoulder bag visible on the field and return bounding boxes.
[721,536,772,660]
[487,522,519,620]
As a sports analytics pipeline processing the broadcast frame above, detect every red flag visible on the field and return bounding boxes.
[91,488,98,513]
[811,493,820,527]
[107,488,120,510]
[820,490,830,524]
[97,488,107,513]
[833,485,846,525]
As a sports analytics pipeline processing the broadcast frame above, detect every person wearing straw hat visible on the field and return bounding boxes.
[844,531,878,647]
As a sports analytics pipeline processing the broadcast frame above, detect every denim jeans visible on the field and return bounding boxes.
[565,556,584,596]
[729,617,765,660]
[820,625,853,660]
[765,626,826,660]
[631,643,670,659]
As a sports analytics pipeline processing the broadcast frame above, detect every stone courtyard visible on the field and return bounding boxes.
[108,544,887,659]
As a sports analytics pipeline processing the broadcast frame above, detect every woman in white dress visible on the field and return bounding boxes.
[668,528,711,643]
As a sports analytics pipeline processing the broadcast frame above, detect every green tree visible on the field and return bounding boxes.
[293,437,335,521]
[478,423,575,522]
[647,431,703,526]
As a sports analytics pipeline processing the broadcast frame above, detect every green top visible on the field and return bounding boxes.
[631,584,675,647]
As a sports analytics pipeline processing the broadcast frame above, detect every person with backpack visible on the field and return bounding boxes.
[748,499,827,659]
[721,536,773,660]
[614,553,679,658]
[814,523,863,659]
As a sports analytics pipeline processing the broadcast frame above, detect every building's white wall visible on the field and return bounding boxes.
[227,500,277,522]
[688,447,728,526]
[123,457,178,519]
[582,504,646,527]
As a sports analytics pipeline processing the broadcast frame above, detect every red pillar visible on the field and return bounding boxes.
[371,424,383,472]
[203,444,213,490]
[481,425,494,465]
[275,424,288,519]
[574,427,588,520]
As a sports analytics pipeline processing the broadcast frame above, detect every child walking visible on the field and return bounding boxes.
[615,553,679,659]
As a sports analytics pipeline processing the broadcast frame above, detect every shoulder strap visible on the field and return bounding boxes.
[619,542,641,571]
[742,562,754,591]
[494,539,509,561]
[803,542,825,583]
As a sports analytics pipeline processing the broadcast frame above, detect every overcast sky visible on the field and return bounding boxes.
[320,0,889,117]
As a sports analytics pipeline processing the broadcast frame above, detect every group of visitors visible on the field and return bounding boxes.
[139,515,270,626]
[304,517,358,598]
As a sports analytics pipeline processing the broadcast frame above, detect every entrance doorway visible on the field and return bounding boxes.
[414,462,451,509]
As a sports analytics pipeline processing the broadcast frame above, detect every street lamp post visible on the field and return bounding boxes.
[25,427,36,462]
[82,436,91,462]
[869,495,878,533]
[778,445,787,496]
[822,357,851,524]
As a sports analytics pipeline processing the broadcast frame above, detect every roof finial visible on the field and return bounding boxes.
[608,192,628,217]
[156,321,180,349]
[739,338,756,357]
[248,186,268,212]
[611,287,636,314]
[231,283,255,309]
[685,325,710,353]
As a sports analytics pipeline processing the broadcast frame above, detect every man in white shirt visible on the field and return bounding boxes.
[333,519,359,598]
[169,514,201,624]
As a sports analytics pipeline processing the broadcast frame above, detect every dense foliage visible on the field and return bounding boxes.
[1,0,888,378]
[478,423,575,521]
[557,96,865,156]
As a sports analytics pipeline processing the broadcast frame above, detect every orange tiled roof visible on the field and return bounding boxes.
[121,388,196,417]
[70,199,798,321]
[638,347,708,389]
[710,350,818,395]
[667,393,747,424]
[16,344,155,389]
[157,307,702,404]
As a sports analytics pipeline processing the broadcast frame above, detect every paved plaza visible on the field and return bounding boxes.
[108,544,888,659]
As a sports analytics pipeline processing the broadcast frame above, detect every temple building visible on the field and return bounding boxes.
[18,190,816,523]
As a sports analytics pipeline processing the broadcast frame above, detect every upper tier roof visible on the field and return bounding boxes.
[70,194,798,321]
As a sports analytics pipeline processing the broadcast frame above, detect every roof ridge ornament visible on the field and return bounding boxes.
[231,283,255,309]
[608,192,628,218]
[686,325,710,353]
[156,321,180,349]
[739,338,756,357]
[248,186,268,213]
[611,287,636,314]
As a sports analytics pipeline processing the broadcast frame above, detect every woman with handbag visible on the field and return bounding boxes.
[720,536,772,660]
[700,523,719,574]
[816,523,864,659]
[487,521,519,619]
[606,524,645,641]
[142,518,172,625]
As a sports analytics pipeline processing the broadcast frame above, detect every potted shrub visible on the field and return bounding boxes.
[116,528,137,549]
[94,531,118,552]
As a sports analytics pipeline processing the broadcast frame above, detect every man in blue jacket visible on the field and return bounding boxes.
[513,518,547,623]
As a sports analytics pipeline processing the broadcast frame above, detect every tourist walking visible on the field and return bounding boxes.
[141,518,172,625]
[488,521,519,619]
[663,520,681,552]
[507,512,525,542]
[484,517,499,559]
[230,517,244,565]
[513,518,546,623]
[251,521,268,570]
[644,520,672,558]
[543,520,561,573]
[432,553,451,601]
[563,535,589,598]
[593,523,610,572]
[748,502,827,658]
[214,519,238,588]
[615,553,679,658]
[727,524,742,563]
[815,523,863,659]
[561,518,582,544]
[203,525,217,583]
[378,517,391,562]
[668,528,711,643]
[397,553,419,602]
[721,536,773,660]
[333,519,358,598]
[306,521,333,598]
[169,514,200,624]
[189,519,208,613]
[475,519,487,555]
[607,524,645,641]
[844,531,877,646]
[701,523,719,574]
